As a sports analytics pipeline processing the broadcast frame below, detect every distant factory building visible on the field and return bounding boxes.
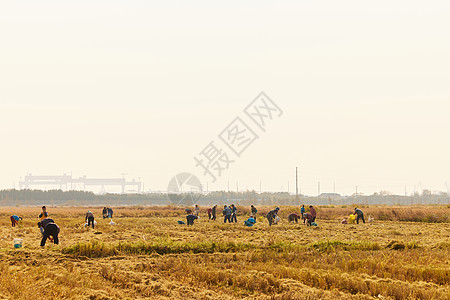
[318,193,341,198]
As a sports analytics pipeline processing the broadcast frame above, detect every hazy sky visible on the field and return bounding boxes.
[1,1,449,196]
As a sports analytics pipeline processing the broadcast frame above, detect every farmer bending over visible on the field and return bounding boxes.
[186,213,199,225]
[85,211,95,229]
[10,215,22,227]
[267,207,280,226]
[354,208,365,224]
[40,220,60,246]
[303,213,314,226]
[288,213,300,223]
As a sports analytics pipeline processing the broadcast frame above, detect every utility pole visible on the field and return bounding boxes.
[318,181,320,196]
[228,181,230,192]
[295,167,299,199]
[355,186,358,195]
[236,181,239,193]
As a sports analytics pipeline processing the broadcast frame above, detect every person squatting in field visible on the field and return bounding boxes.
[244,215,256,227]
[230,204,237,223]
[354,208,365,224]
[267,207,280,226]
[39,219,60,246]
[186,213,199,225]
[10,215,22,227]
[223,205,232,223]
[288,213,301,223]
[85,211,95,229]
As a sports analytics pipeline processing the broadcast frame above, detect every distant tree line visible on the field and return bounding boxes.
[0,189,448,206]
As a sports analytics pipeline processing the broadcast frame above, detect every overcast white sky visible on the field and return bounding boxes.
[0,1,449,196]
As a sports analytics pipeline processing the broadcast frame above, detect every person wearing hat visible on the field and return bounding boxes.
[85,211,95,229]
[354,208,365,224]
[266,207,280,226]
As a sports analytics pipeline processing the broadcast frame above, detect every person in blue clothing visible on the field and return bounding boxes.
[223,205,232,223]
[300,205,306,223]
[230,204,237,223]
[10,215,22,227]
[244,215,256,227]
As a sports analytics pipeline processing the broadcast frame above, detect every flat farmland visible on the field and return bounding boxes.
[0,205,448,300]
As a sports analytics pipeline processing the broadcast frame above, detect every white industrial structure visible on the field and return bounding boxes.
[19,173,142,194]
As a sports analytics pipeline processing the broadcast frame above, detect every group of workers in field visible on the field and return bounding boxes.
[8,204,367,247]
[186,204,367,227]
[8,205,115,247]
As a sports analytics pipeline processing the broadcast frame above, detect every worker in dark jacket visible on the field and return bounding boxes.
[288,213,300,223]
[39,220,60,246]
[251,205,257,216]
[267,207,280,226]
[354,208,365,224]
[223,205,232,223]
[211,205,217,221]
[230,204,237,223]
[85,211,95,229]
[38,218,55,233]
[186,213,199,225]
